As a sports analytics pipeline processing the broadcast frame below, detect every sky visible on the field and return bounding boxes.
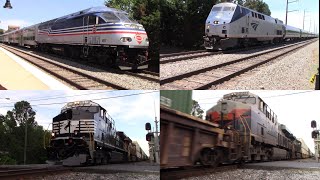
[193,90,320,154]
[0,0,106,30]
[263,0,319,33]
[0,90,160,156]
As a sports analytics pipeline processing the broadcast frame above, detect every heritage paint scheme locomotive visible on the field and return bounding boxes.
[160,92,311,169]
[47,100,142,166]
[0,7,149,70]
[204,2,317,50]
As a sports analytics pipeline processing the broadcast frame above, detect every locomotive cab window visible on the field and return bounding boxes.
[100,12,120,23]
[212,6,222,12]
[258,14,262,19]
[251,12,254,17]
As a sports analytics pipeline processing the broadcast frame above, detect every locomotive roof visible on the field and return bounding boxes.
[61,100,103,110]
[58,6,127,20]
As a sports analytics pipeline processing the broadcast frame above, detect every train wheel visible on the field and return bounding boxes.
[200,148,221,167]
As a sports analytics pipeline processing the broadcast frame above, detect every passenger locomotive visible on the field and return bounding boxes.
[204,2,317,50]
[47,100,145,166]
[160,92,311,169]
[0,7,149,70]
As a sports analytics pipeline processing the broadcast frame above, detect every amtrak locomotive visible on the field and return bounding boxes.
[204,3,317,50]
[0,7,149,70]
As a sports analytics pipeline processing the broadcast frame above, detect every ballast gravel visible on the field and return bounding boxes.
[36,172,159,180]
[160,42,309,80]
[182,168,320,180]
[211,40,319,90]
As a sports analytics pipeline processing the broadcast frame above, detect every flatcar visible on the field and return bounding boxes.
[160,91,310,169]
[46,100,139,166]
[204,2,316,50]
[0,6,149,70]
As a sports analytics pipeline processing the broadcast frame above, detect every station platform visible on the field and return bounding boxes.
[0,46,71,90]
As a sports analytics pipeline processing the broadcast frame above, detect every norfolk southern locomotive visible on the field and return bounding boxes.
[47,100,141,166]
[0,7,149,70]
[204,2,317,50]
[161,92,311,169]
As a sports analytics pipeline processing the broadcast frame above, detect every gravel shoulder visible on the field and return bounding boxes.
[210,40,319,90]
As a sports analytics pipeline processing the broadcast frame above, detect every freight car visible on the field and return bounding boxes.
[161,92,310,169]
[46,100,139,166]
[204,2,317,50]
[0,6,149,70]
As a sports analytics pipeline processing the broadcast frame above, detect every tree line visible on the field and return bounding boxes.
[0,101,50,164]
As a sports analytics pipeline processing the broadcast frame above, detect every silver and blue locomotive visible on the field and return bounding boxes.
[204,2,317,50]
[0,7,149,70]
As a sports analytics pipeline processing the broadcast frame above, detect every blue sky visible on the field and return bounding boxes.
[193,90,320,154]
[0,90,160,156]
[264,0,319,32]
[0,0,106,29]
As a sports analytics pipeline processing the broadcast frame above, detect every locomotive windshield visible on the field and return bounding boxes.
[234,96,256,104]
[61,106,99,113]
[100,12,121,23]
[211,6,235,12]
[115,12,137,23]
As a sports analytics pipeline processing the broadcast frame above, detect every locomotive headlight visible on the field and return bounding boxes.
[120,37,132,42]
[74,130,78,135]
[51,132,55,137]
[223,26,226,29]
[213,21,219,24]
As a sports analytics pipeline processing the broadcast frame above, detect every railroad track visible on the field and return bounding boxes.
[0,166,71,180]
[160,50,207,58]
[1,44,159,85]
[160,164,239,180]
[161,39,317,90]
[159,40,315,65]
[1,44,158,89]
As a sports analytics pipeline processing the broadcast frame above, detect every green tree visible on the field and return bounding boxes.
[0,29,4,35]
[0,101,48,164]
[244,0,271,16]
[105,0,135,15]
[191,100,204,118]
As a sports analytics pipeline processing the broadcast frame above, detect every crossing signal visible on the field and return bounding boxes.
[312,130,319,139]
[146,133,154,141]
[145,122,151,130]
[311,120,317,128]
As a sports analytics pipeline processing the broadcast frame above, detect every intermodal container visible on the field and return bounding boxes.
[160,90,192,114]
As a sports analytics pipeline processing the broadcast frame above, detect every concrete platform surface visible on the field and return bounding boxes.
[0,46,71,90]
[244,158,320,170]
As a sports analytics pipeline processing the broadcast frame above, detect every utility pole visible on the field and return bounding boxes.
[145,101,160,164]
[303,10,306,30]
[285,0,299,25]
[23,107,30,165]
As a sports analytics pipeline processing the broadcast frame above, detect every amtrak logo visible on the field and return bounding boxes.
[251,23,259,31]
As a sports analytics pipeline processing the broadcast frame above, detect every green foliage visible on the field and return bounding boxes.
[244,0,271,16]
[105,0,160,70]
[191,100,204,118]
[0,29,4,35]
[161,0,216,49]
[0,101,48,164]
